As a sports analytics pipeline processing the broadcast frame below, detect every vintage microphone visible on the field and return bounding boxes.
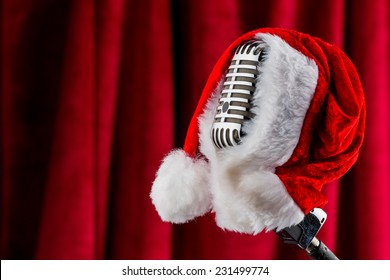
[150,28,365,260]
[211,40,259,148]
[210,41,338,260]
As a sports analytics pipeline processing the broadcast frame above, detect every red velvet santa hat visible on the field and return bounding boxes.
[150,28,366,234]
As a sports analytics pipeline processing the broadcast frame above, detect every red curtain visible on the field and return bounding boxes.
[1,0,389,260]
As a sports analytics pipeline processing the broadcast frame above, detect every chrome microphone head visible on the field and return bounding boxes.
[211,40,263,149]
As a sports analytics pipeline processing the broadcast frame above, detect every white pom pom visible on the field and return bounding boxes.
[150,150,211,223]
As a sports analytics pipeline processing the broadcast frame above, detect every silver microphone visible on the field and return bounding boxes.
[211,40,263,149]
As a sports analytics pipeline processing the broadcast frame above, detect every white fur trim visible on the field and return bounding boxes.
[198,33,317,233]
[150,149,212,223]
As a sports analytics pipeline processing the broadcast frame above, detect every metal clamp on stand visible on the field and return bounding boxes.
[277,208,339,260]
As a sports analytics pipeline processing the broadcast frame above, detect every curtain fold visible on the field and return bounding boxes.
[1,0,389,259]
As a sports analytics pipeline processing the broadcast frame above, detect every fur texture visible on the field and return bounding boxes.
[151,33,320,233]
[150,150,212,223]
[198,34,318,233]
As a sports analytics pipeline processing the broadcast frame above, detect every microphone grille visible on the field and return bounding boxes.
[211,40,263,149]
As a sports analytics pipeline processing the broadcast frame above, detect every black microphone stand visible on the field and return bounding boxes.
[276,208,339,260]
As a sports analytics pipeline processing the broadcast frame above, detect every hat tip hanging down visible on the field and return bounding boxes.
[150,149,212,224]
[150,28,366,234]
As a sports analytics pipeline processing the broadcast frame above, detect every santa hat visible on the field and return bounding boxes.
[150,28,366,234]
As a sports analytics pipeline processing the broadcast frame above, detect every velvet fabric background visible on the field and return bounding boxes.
[1,0,389,259]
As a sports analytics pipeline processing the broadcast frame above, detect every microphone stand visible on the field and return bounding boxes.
[276,208,339,260]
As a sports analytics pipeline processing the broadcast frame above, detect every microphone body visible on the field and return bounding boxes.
[211,41,339,260]
[211,41,261,148]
